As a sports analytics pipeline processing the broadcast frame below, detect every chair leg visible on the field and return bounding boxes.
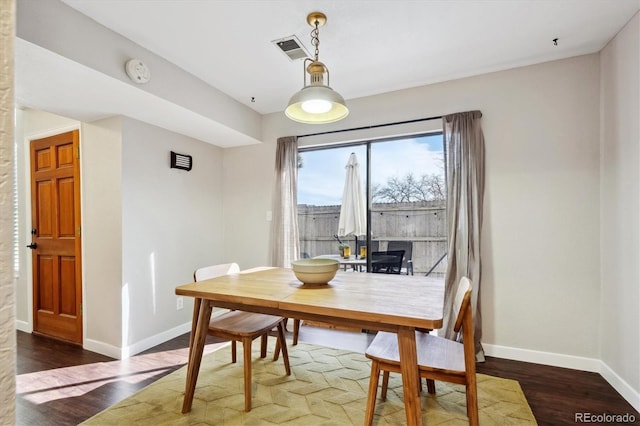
[293,319,300,345]
[242,337,253,412]
[365,361,381,426]
[260,334,267,358]
[276,322,291,375]
[426,378,436,394]
[231,340,237,363]
[466,379,479,426]
[381,370,390,401]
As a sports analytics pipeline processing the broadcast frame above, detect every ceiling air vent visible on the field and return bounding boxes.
[272,35,310,61]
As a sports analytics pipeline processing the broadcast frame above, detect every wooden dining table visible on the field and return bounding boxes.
[175,266,444,426]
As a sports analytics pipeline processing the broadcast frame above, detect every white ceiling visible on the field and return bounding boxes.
[16,0,639,146]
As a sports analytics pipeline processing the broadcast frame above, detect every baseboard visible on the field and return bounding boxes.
[83,338,123,359]
[15,320,31,333]
[120,310,229,357]
[83,322,192,360]
[483,343,601,372]
[484,343,639,412]
[599,360,640,412]
[121,322,193,359]
[60,309,230,360]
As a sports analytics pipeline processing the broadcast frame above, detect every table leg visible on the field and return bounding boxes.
[182,299,213,413]
[187,297,202,362]
[397,326,421,426]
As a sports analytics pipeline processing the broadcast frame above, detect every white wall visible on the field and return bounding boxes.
[81,116,123,351]
[224,54,602,363]
[120,118,225,354]
[599,12,640,408]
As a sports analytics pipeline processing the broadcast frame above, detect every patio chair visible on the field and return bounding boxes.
[192,263,291,412]
[364,277,477,425]
[387,240,414,275]
[370,250,405,274]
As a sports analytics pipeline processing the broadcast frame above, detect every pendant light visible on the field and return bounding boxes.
[285,12,349,124]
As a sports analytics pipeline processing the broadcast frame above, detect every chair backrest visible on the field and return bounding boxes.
[385,250,405,271]
[194,262,240,282]
[452,277,476,382]
[453,277,472,333]
[387,241,412,272]
[387,240,412,260]
[371,250,405,274]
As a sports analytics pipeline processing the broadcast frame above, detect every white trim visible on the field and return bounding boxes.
[15,320,31,333]
[119,322,193,359]
[599,360,640,412]
[25,124,80,142]
[83,338,122,359]
[483,343,601,372]
[483,343,639,412]
[83,321,193,360]
[297,119,443,149]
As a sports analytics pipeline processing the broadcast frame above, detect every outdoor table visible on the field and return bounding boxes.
[314,254,366,270]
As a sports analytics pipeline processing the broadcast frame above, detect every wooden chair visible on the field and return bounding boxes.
[192,263,291,412]
[364,277,477,425]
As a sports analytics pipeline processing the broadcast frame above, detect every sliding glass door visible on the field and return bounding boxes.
[297,133,447,276]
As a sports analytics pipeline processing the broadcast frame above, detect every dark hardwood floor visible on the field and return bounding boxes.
[15,328,639,425]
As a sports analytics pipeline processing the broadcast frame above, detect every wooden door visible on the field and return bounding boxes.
[29,130,83,344]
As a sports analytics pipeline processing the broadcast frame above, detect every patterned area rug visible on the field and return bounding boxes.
[82,341,537,425]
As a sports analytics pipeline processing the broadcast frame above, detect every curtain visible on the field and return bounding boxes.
[442,111,485,361]
[270,136,300,268]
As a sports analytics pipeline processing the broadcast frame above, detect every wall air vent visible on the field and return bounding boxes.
[272,35,310,61]
[170,151,192,171]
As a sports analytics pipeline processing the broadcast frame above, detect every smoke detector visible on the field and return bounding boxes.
[125,59,150,84]
[272,35,310,61]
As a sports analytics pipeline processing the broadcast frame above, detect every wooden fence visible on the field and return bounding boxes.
[298,200,448,276]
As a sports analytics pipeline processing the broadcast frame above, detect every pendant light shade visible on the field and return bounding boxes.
[285,12,349,124]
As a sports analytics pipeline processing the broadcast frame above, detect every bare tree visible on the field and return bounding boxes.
[373,173,446,202]
[420,174,446,201]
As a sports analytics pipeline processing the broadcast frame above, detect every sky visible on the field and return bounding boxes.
[298,133,444,206]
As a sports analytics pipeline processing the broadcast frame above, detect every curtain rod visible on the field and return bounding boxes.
[296,115,443,138]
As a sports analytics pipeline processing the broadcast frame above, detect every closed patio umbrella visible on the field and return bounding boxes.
[338,153,366,251]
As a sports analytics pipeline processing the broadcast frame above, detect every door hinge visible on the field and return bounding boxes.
[76,146,80,159]
[77,225,81,237]
[80,303,83,315]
